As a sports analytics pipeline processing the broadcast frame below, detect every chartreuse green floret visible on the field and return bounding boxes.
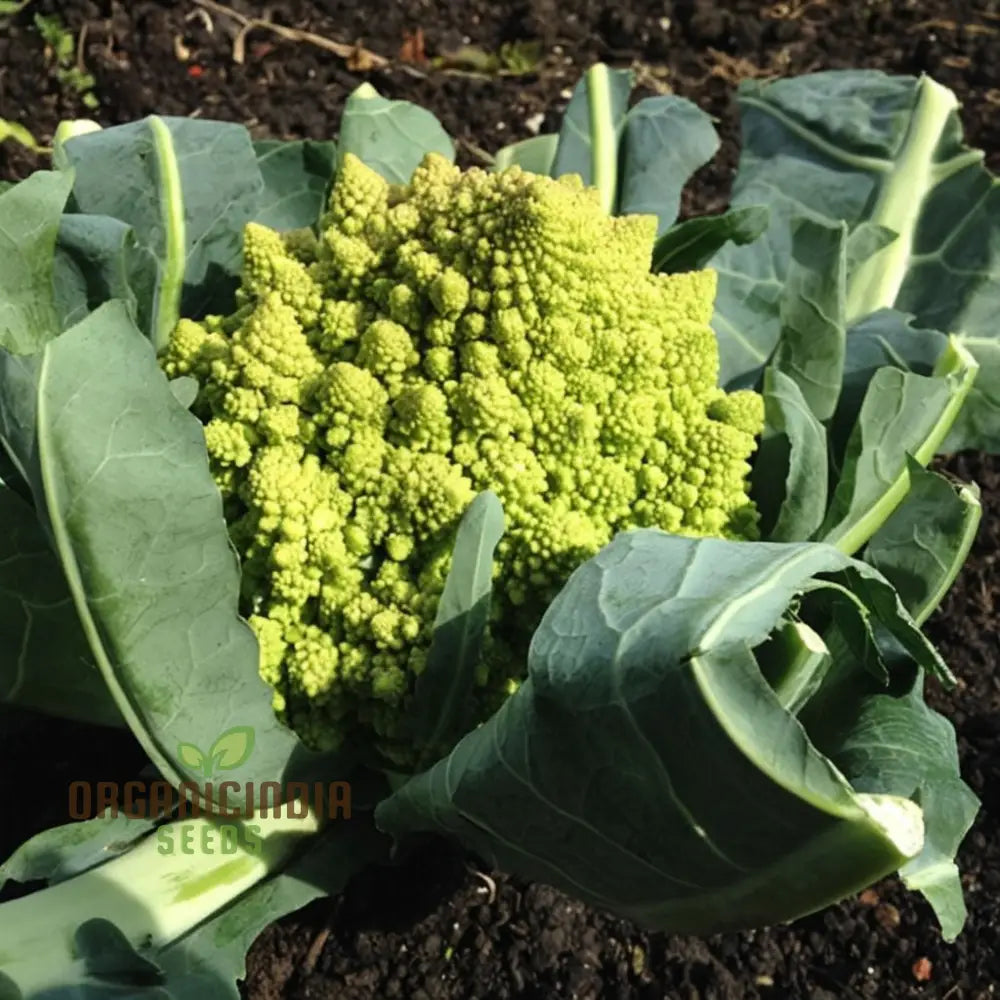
[162,152,763,765]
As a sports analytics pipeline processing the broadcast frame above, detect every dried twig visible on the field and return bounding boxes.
[300,926,331,975]
[762,1,810,20]
[630,60,672,95]
[190,0,394,70]
[185,6,214,33]
[704,47,776,84]
[909,18,998,35]
[464,862,498,904]
[455,136,494,166]
[76,20,88,72]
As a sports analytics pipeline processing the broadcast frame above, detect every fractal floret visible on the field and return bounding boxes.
[162,152,763,762]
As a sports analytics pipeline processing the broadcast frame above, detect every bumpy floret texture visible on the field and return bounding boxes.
[163,153,762,764]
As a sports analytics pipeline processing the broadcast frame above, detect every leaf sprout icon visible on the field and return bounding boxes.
[176,725,256,778]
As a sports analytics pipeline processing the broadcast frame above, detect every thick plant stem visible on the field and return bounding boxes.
[765,621,832,714]
[586,63,619,215]
[845,77,962,321]
[149,115,186,354]
[0,810,320,996]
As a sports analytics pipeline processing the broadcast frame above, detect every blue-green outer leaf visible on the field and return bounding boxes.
[252,139,337,230]
[711,70,1000,449]
[337,87,454,184]
[836,309,948,460]
[62,116,263,347]
[820,348,977,553]
[751,367,828,542]
[0,484,121,727]
[832,684,977,942]
[772,217,847,422]
[619,96,719,234]
[491,134,559,176]
[865,459,981,626]
[0,302,328,800]
[652,205,769,273]
[802,649,977,942]
[0,171,74,355]
[379,532,940,935]
[53,214,156,332]
[410,492,505,759]
[802,466,980,940]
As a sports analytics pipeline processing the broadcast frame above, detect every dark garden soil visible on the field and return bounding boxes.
[2,1,1000,997]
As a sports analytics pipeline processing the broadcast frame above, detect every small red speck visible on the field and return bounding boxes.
[188,65,204,78]
[911,957,933,982]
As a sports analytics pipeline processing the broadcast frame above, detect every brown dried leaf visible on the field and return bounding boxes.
[399,27,426,65]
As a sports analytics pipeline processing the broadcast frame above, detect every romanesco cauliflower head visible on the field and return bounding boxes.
[163,152,763,765]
